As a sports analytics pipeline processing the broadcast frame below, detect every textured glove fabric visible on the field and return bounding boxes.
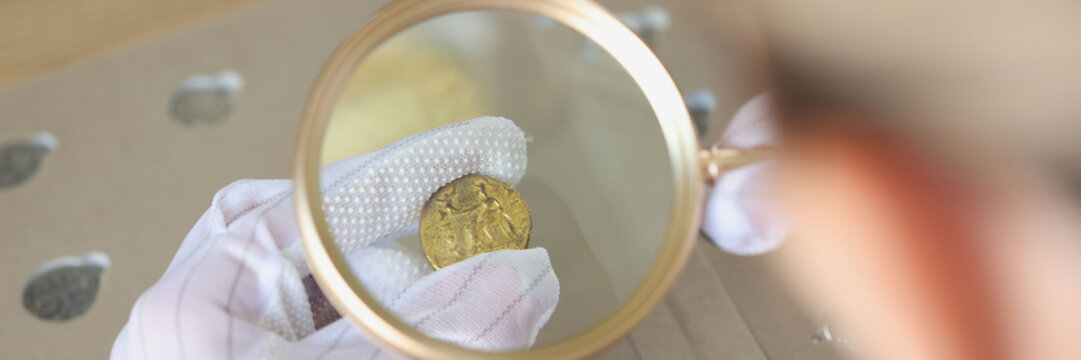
[112,117,559,359]
[320,116,529,250]
[702,94,791,255]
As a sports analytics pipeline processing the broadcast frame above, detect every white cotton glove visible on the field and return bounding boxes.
[701,94,790,255]
[112,117,560,360]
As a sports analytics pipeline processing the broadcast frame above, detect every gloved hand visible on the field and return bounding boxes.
[112,117,559,360]
[701,94,790,255]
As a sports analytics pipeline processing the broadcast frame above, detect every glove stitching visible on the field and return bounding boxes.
[407,254,494,328]
[167,186,240,274]
[169,183,285,270]
[222,194,293,359]
[465,264,554,345]
[169,229,222,360]
[224,190,291,226]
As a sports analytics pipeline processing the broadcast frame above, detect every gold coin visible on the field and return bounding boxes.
[420,174,532,269]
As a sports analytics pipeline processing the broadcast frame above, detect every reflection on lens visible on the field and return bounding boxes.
[317,11,672,351]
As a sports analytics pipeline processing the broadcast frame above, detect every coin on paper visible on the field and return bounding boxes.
[420,174,531,269]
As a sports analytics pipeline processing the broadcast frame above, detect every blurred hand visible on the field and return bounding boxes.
[773,111,1081,359]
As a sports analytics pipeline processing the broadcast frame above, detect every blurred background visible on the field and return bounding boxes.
[3,0,1080,358]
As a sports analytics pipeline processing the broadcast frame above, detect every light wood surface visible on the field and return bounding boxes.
[597,238,841,359]
[0,0,266,88]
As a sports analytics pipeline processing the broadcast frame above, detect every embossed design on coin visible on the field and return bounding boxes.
[420,174,531,269]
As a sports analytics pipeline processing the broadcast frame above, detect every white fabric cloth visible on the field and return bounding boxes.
[112,117,559,359]
[702,94,790,255]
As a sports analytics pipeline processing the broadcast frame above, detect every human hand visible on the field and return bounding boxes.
[112,117,559,359]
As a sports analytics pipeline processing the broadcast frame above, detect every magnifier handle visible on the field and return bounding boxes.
[699,146,775,185]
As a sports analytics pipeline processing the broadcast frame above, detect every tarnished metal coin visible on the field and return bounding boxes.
[420,174,531,269]
[0,132,56,189]
[170,70,243,125]
[23,252,109,321]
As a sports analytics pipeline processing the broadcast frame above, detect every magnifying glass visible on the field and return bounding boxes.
[292,0,769,358]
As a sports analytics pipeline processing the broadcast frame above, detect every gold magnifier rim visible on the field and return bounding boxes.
[293,0,702,358]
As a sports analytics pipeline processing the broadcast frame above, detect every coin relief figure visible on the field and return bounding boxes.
[420,174,532,269]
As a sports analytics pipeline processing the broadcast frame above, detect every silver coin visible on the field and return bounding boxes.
[171,89,234,124]
[684,89,716,137]
[23,252,108,321]
[170,71,243,125]
[0,133,55,189]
